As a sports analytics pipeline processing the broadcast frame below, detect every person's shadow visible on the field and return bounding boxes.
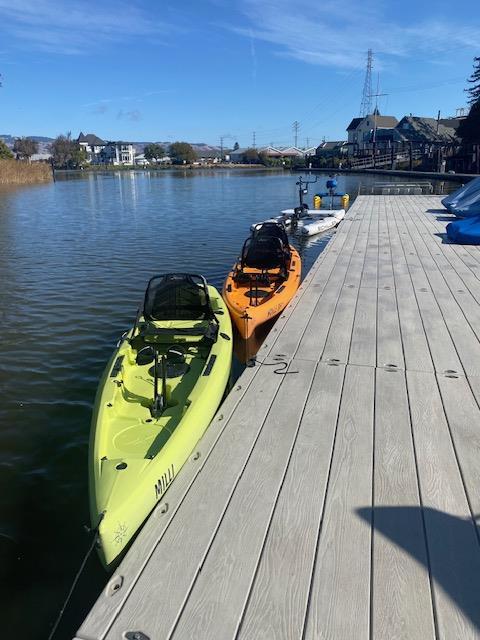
[357,506,480,630]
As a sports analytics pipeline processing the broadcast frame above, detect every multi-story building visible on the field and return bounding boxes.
[346,112,399,155]
[77,133,106,162]
[99,142,136,165]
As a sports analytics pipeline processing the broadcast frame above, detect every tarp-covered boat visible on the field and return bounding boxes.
[446,214,480,244]
[442,177,480,212]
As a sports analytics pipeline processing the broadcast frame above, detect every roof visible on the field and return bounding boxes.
[347,118,363,131]
[77,132,105,145]
[371,115,398,128]
[317,141,347,150]
[397,116,458,143]
[347,115,398,131]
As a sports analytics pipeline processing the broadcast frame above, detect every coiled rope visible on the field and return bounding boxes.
[246,353,299,374]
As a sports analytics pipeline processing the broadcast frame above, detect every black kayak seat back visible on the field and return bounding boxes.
[143,273,212,321]
[253,221,290,248]
[242,235,287,270]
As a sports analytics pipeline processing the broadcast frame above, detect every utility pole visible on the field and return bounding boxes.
[252,131,256,149]
[219,134,234,160]
[368,75,387,168]
[368,75,387,144]
[293,121,300,148]
[305,137,310,149]
[360,49,373,117]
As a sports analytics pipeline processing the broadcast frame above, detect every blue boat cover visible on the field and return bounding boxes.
[450,192,480,218]
[442,177,480,210]
[446,214,480,244]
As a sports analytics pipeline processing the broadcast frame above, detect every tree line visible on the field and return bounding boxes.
[0,135,201,167]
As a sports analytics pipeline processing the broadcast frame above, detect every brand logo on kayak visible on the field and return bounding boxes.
[113,522,128,545]
[267,303,282,318]
[155,464,175,500]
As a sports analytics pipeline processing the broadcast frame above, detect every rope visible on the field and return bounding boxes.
[48,514,103,640]
[246,353,299,375]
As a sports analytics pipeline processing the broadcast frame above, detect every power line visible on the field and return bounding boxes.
[252,131,256,149]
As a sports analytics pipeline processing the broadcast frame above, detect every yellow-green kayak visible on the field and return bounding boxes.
[89,274,232,567]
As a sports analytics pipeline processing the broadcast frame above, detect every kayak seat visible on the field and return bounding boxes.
[144,274,212,322]
[242,236,287,271]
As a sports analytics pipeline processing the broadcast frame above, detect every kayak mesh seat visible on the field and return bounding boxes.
[241,236,288,271]
[244,289,270,299]
[252,221,290,245]
[143,273,213,322]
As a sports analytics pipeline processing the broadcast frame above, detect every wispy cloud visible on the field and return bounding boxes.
[231,0,480,69]
[249,29,257,83]
[0,0,177,55]
[117,109,142,122]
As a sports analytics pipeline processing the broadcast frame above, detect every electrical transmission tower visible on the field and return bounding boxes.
[293,121,300,147]
[359,49,373,117]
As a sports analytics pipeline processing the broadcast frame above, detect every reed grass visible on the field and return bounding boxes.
[0,159,52,185]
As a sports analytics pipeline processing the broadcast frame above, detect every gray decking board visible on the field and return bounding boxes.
[77,196,480,640]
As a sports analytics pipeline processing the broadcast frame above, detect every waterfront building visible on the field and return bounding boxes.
[99,141,135,165]
[346,112,399,155]
[77,132,106,162]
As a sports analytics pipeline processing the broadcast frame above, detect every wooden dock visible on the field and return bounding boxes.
[77,196,480,640]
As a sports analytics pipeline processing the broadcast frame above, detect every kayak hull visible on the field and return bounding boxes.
[89,285,232,567]
[300,210,345,235]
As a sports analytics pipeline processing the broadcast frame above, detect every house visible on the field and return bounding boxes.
[99,141,136,165]
[395,116,459,146]
[77,132,106,162]
[346,112,399,155]
[30,152,52,162]
[134,154,149,166]
[229,146,307,163]
[315,141,348,157]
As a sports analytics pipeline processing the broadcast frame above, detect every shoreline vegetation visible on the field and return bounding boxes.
[0,159,52,185]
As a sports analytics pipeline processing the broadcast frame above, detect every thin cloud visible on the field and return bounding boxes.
[249,29,257,82]
[117,109,142,122]
[0,0,178,55]
[230,0,480,69]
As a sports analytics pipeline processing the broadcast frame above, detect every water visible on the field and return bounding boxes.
[0,169,457,639]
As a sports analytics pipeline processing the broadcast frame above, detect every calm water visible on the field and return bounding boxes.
[0,169,457,639]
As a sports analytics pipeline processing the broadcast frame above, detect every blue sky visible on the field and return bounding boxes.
[0,0,478,147]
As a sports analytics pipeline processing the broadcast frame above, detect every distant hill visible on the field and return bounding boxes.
[0,135,224,157]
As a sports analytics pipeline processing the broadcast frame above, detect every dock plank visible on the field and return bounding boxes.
[408,370,480,639]
[372,368,435,639]
[303,365,374,640]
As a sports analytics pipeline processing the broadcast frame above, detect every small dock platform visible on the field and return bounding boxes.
[77,196,480,640]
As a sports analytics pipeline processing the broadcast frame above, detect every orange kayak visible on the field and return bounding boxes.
[223,223,301,339]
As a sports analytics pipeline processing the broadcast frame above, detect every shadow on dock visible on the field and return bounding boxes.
[357,506,480,631]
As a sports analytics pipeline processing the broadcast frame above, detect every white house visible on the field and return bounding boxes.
[346,112,398,155]
[77,133,106,162]
[99,142,136,165]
